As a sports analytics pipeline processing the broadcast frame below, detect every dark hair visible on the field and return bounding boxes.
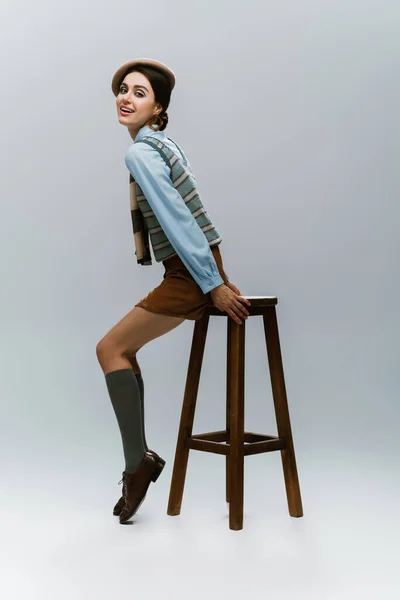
[123,65,172,130]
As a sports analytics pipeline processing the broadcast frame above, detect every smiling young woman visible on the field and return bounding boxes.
[97,57,250,524]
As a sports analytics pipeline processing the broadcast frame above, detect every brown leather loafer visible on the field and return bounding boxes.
[119,450,166,524]
[113,449,162,516]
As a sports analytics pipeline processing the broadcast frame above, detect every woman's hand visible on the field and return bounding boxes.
[210,281,251,324]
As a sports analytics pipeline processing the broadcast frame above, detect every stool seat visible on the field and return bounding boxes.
[167,295,303,530]
[207,295,278,316]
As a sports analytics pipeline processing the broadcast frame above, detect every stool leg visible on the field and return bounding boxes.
[263,306,303,518]
[225,317,232,503]
[227,318,245,530]
[167,313,210,516]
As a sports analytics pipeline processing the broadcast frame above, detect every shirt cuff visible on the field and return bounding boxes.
[200,273,225,294]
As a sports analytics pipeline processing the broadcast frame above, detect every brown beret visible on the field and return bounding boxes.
[111,57,176,96]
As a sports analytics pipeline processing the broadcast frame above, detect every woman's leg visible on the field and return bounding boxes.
[96,307,185,473]
[96,307,184,374]
[122,344,147,449]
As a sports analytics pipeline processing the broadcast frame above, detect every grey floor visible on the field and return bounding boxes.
[1,449,398,599]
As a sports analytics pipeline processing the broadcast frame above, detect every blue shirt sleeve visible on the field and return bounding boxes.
[125,143,225,295]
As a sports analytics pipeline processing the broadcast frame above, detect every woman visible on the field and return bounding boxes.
[96,58,251,524]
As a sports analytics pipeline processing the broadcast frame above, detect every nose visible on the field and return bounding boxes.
[121,94,132,105]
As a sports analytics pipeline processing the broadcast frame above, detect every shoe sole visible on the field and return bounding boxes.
[119,457,166,523]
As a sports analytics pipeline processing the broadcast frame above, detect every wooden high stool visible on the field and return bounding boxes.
[167,296,303,530]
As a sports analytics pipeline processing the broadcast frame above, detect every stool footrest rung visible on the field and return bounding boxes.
[187,430,285,455]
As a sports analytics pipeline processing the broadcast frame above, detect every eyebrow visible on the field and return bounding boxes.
[120,83,149,92]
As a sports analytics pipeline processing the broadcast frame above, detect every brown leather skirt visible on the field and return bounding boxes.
[135,244,229,321]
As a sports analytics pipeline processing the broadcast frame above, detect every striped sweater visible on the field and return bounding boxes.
[124,126,226,294]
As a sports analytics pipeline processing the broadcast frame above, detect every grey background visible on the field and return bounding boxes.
[0,0,399,598]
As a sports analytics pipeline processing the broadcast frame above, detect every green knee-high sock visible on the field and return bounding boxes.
[135,373,149,452]
[105,368,147,473]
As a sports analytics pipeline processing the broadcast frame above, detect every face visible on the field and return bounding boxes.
[116,70,162,134]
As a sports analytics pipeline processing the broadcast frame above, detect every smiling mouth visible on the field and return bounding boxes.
[120,108,134,115]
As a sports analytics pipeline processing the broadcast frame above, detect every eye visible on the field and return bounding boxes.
[119,87,144,97]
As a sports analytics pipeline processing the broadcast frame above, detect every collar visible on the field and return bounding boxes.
[134,124,166,142]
